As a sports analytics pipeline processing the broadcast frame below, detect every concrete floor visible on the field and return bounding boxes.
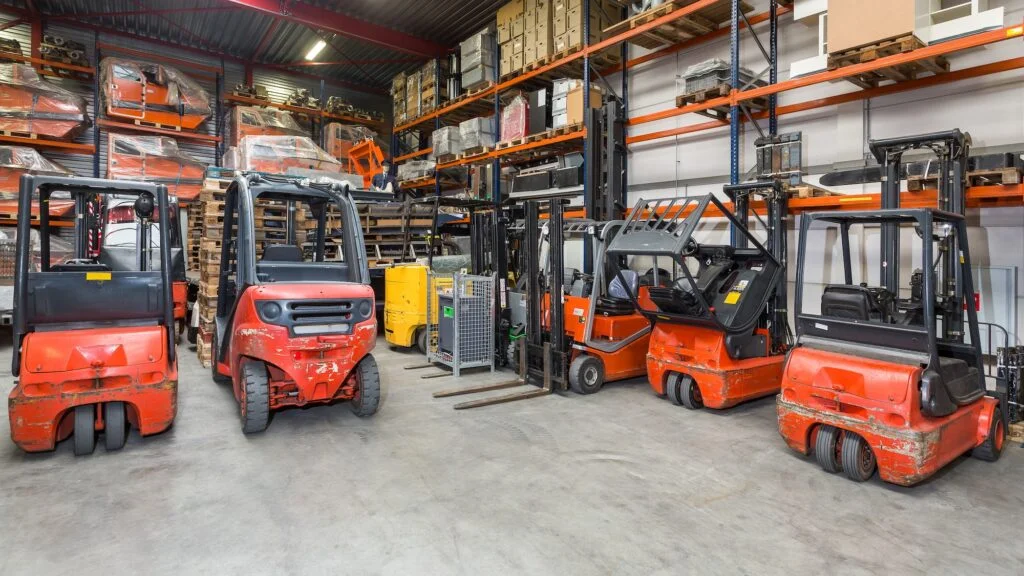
[1,333,1022,576]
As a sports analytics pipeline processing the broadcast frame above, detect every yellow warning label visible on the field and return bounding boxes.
[86,272,112,281]
[724,291,741,305]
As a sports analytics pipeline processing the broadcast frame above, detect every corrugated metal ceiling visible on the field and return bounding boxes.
[0,0,507,87]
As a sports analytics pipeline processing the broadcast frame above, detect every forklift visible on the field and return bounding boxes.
[605,181,790,409]
[210,174,383,433]
[777,130,1007,485]
[9,175,177,455]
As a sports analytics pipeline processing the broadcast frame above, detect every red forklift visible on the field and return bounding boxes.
[9,175,178,455]
[777,130,1006,485]
[604,182,790,409]
[210,174,384,433]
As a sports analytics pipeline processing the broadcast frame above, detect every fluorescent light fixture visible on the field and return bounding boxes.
[305,39,327,61]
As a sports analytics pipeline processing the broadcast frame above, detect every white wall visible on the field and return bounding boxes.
[617,0,1024,344]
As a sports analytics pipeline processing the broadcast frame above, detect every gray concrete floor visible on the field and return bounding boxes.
[1,332,1022,576]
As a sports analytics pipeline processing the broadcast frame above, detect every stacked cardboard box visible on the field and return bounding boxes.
[524,0,554,66]
[461,27,497,92]
[553,0,622,53]
[419,59,449,113]
[497,0,524,77]
[405,71,422,120]
[552,79,601,128]
[392,72,407,124]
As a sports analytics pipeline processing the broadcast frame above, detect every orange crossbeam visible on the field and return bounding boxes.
[0,50,93,74]
[0,134,95,154]
[96,118,222,144]
[395,148,432,163]
[436,129,586,170]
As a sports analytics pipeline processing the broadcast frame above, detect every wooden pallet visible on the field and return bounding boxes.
[828,34,948,89]
[1010,422,1024,445]
[133,119,182,132]
[452,81,495,104]
[786,183,837,199]
[196,337,212,368]
[0,130,37,139]
[458,146,492,160]
[909,167,1023,191]
[434,153,458,165]
[675,83,768,120]
[603,0,749,51]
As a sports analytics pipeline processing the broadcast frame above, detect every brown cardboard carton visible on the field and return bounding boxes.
[827,0,921,54]
[512,52,524,71]
[566,85,601,125]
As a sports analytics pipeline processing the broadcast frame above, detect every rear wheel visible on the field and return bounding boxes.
[841,432,876,482]
[814,425,842,473]
[211,331,230,384]
[351,355,381,417]
[104,401,128,452]
[416,328,427,355]
[679,375,703,410]
[73,405,96,456]
[569,355,605,395]
[973,408,1005,462]
[240,361,270,434]
[666,373,683,405]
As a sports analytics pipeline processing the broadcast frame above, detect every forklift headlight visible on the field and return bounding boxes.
[358,300,372,319]
[260,302,282,320]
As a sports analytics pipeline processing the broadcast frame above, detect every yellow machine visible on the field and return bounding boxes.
[384,264,429,352]
[384,264,454,353]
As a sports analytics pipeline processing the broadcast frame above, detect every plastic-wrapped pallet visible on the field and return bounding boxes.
[100,57,211,130]
[106,134,207,202]
[397,160,436,182]
[226,135,342,174]
[0,63,89,139]
[324,123,376,165]
[0,146,71,198]
[680,58,763,95]
[405,71,422,119]
[500,94,529,143]
[460,27,496,91]
[432,126,463,157]
[459,117,495,150]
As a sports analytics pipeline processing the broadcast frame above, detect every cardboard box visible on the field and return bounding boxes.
[827,0,922,54]
[554,13,567,35]
[566,86,601,125]
[512,52,524,72]
[500,47,515,76]
[512,18,525,38]
[497,0,524,24]
[498,22,511,43]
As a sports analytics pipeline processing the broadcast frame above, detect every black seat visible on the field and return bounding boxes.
[50,260,112,273]
[261,244,303,262]
[821,285,888,321]
[920,356,986,418]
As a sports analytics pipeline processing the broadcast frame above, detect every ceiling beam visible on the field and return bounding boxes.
[47,6,239,19]
[282,57,422,67]
[222,0,446,59]
[249,18,281,62]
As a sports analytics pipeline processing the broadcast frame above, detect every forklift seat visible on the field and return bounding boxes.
[261,244,303,262]
[921,356,985,418]
[609,270,638,300]
[821,285,887,321]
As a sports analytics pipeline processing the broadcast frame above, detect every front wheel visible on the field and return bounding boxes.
[973,408,1005,462]
[240,361,270,434]
[569,355,605,395]
[350,355,381,417]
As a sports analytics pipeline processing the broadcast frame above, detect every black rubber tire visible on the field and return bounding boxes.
[211,331,230,385]
[416,328,427,355]
[73,404,96,456]
[679,375,703,410]
[104,401,128,452]
[973,408,1005,462]
[239,361,271,434]
[569,355,605,395]
[350,355,381,417]
[506,341,521,374]
[666,373,683,406]
[814,425,843,474]
[841,431,877,482]
[187,325,198,345]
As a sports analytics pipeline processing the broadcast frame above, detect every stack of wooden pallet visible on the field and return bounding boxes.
[194,178,232,367]
[186,201,203,272]
[357,203,435,268]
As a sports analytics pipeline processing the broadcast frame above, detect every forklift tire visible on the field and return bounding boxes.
[814,425,843,474]
[187,325,198,346]
[665,373,683,406]
[416,328,428,355]
[240,361,271,434]
[841,432,876,482]
[350,355,381,417]
[678,375,703,410]
[104,402,128,452]
[569,355,605,395]
[211,332,230,385]
[973,408,1005,462]
[73,404,96,456]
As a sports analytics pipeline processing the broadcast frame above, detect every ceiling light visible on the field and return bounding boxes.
[305,40,326,61]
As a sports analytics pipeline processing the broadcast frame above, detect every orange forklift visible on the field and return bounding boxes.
[210,174,384,433]
[605,182,790,409]
[777,130,1006,485]
[9,175,178,455]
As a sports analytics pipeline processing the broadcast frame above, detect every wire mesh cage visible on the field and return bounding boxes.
[426,272,495,377]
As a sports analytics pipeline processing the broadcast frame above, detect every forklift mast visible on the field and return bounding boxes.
[869,130,970,341]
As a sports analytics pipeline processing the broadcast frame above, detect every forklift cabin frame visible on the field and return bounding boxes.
[213,174,371,351]
[13,175,176,375]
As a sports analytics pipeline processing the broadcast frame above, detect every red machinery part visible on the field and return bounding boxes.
[106,133,207,202]
[0,63,89,139]
[100,57,211,130]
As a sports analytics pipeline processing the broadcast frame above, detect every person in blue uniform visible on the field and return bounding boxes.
[371,159,397,195]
